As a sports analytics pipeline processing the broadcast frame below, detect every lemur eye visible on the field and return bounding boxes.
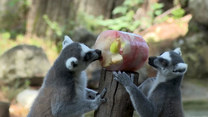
[84,52,92,61]
[159,58,168,67]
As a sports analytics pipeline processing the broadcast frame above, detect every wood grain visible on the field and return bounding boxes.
[94,69,139,117]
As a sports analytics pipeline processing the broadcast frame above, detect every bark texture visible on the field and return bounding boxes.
[94,69,139,117]
[78,0,125,19]
[26,0,124,39]
[0,102,10,117]
[26,0,79,39]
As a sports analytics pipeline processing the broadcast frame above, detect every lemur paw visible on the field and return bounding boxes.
[99,88,107,99]
[113,71,134,87]
[65,57,78,70]
[93,88,107,109]
[86,89,97,99]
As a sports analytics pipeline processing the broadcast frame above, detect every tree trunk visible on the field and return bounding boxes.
[78,0,125,19]
[158,0,174,11]
[0,102,10,117]
[0,0,7,12]
[26,0,80,39]
[26,0,124,40]
[94,69,139,117]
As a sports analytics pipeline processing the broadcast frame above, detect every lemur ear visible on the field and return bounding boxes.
[65,57,78,70]
[174,48,182,56]
[62,35,73,49]
[173,63,188,74]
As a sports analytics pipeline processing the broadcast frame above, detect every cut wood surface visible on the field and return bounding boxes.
[0,101,10,117]
[94,69,139,117]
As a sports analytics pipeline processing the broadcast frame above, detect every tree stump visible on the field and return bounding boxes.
[0,101,10,117]
[94,69,139,117]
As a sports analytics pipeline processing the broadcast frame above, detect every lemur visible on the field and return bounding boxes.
[114,48,188,117]
[27,36,106,117]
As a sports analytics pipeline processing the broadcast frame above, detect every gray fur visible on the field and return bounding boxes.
[28,37,106,117]
[114,48,187,117]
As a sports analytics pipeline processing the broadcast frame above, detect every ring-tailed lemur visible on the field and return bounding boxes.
[27,36,107,117]
[113,48,187,117]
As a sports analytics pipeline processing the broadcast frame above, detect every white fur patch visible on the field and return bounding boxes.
[174,63,188,73]
[62,35,73,49]
[160,52,171,61]
[147,81,157,98]
[147,73,166,98]
[75,71,87,98]
[65,57,78,70]
[80,43,93,56]
[174,48,182,56]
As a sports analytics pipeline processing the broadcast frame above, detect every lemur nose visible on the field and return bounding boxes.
[95,49,102,56]
[148,56,157,64]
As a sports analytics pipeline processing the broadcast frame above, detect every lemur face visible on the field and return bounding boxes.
[148,48,188,77]
[62,36,102,71]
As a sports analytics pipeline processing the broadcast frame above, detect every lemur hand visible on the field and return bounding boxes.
[86,88,98,99]
[113,71,134,87]
[92,88,107,109]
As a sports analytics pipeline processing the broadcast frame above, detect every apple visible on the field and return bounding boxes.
[94,30,149,71]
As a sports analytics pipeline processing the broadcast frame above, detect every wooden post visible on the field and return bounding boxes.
[94,69,139,117]
[0,101,10,117]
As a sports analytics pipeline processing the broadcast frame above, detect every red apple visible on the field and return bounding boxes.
[94,30,149,71]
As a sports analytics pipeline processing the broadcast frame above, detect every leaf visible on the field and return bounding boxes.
[123,0,143,6]
[171,8,185,19]
[129,20,141,31]
[1,32,11,39]
[155,10,162,16]
[113,6,128,15]
[152,3,164,10]
[124,0,133,6]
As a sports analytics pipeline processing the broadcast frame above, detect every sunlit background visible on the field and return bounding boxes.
[0,0,208,117]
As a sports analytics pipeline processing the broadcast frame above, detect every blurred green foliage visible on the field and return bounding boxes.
[97,0,144,32]
[0,0,30,38]
[79,0,167,33]
[43,15,64,37]
[96,10,141,32]
[78,0,144,32]
[0,0,186,60]
[151,3,164,16]
[1,32,11,39]
[171,8,185,19]
[8,0,30,7]
[0,0,186,39]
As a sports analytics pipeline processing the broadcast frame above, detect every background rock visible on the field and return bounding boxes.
[72,27,97,47]
[16,89,39,109]
[189,0,208,26]
[0,44,50,84]
[180,32,208,79]
[177,0,208,79]
[140,15,191,42]
[182,81,208,101]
